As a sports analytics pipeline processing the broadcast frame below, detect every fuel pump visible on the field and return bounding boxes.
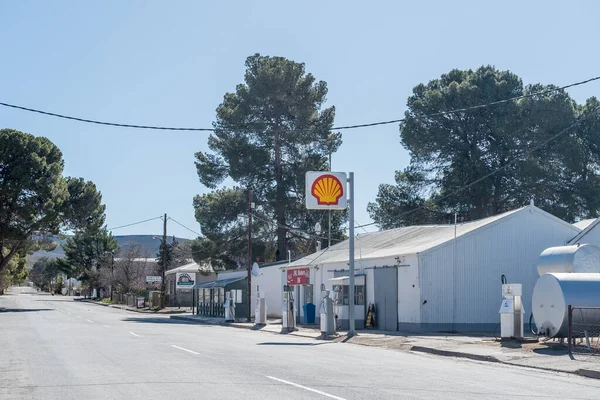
[282,285,296,331]
[224,291,235,322]
[319,285,336,337]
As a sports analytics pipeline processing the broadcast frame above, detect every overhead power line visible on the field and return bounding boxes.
[167,217,202,237]
[108,216,163,231]
[1,75,598,132]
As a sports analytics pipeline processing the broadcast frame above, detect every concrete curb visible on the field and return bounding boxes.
[579,369,600,380]
[81,299,188,315]
[409,345,600,379]
[410,345,501,364]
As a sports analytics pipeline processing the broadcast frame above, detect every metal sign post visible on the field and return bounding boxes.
[348,172,356,336]
[305,170,355,336]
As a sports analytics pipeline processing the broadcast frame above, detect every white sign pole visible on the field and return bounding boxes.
[348,172,356,336]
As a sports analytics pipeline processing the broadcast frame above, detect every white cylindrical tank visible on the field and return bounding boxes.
[536,244,600,276]
[532,273,600,338]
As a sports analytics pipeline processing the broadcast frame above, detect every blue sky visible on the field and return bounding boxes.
[1,1,599,239]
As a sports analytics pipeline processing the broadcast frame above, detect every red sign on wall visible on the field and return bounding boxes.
[287,268,310,285]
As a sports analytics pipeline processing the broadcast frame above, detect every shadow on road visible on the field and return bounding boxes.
[121,317,197,325]
[0,307,53,313]
[257,342,331,346]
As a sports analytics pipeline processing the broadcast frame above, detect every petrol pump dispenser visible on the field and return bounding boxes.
[282,285,296,331]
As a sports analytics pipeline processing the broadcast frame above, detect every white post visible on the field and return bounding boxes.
[348,172,356,336]
[452,212,457,331]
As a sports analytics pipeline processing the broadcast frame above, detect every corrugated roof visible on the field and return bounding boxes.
[286,206,566,268]
[569,217,600,244]
[192,276,245,289]
[166,262,208,275]
[573,218,596,231]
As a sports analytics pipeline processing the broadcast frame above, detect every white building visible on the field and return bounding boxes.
[165,262,216,307]
[569,217,600,246]
[207,259,291,318]
[283,204,580,332]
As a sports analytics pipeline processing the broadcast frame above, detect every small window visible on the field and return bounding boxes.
[333,284,364,306]
[354,285,365,306]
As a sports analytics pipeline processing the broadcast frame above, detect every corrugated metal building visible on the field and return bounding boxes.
[283,204,580,332]
[569,217,600,246]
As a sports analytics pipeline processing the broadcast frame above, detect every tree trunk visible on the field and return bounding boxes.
[0,243,22,275]
[274,131,287,261]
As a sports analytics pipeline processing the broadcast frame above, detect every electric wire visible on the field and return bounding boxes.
[167,217,202,237]
[1,75,598,132]
[108,216,163,231]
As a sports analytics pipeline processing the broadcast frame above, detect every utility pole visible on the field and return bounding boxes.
[161,213,167,308]
[348,172,356,337]
[247,190,253,322]
[110,251,114,301]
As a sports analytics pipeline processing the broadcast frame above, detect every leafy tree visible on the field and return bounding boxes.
[368,66,597,228]
[195,54,345,265]
[29,256,62,290]
[0,250,28,293]
[0,129,105,274]
[61,226,118,297]
[191,187,275,271]
[155,236,187,275]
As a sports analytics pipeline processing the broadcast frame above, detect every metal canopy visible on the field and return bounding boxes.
[192,276,246,289]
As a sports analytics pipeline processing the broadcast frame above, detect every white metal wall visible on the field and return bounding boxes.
[250,265,283,318]
[397,254,420,324]
[419,208,579,328]
[571,222,600,246]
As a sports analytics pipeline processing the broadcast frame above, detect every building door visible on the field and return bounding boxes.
[374,267,398,331]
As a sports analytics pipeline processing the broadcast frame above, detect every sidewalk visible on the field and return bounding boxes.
[81,299,191,315]
[170,313,600,379]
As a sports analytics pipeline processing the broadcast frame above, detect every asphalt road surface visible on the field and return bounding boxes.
[2,287,600,400]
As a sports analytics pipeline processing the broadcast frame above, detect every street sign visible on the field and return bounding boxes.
[286,268,310,285]
[305,171,347,210]
[146,276,162,283]
[176,272,195,289]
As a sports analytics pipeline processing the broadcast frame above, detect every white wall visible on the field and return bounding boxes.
[251,265,283,318]
[397,254,420,324]
[419,208,579,328]
[571,221,600,246]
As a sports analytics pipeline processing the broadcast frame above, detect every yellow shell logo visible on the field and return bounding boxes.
[311,174,344,205]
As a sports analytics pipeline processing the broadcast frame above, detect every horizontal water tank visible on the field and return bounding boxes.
[536,244,600,276]
[532,273,600,338]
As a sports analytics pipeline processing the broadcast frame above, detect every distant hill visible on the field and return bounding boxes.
[27,235,187,266]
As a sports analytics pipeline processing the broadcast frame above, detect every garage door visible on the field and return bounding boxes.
[374,267,398,331]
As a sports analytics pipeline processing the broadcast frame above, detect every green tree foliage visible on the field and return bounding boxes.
[194,54,345,266]
[191,187,275,271]
[0,251,27,293]
[0,129,106,274]
[368,67,600,228]
[61,227,118,295]
[29,256,62,290]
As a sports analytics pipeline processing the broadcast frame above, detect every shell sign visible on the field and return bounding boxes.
[305,171,347,210]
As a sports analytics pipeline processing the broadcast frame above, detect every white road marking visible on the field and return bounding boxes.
[75,316,82,319]
[265,376,347,400]
[103,325,111,328]
[67,312,71,315]
[171,345,199,355]
[129,332,141,337]
[86,319,93,323]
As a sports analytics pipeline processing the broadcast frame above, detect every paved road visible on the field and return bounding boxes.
[1,287,599,400]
